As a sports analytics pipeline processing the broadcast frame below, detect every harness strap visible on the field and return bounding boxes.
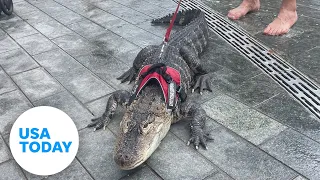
[128,63,187,107]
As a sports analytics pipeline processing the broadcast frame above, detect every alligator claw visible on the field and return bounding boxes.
[87,116,111,132]
[117,67,136,84]
[188,127,213,150]
[192,74,212,94]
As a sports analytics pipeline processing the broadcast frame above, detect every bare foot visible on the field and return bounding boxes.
[227,0,260,20]
[263,8,298,36]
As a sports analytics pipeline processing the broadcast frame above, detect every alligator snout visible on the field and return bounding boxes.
[114,152,139,170]
[115,153,130,164]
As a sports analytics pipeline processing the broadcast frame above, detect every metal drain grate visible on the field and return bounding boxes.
[173,0,320,119]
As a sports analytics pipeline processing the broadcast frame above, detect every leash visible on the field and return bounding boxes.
[164,0,183,42]
[159,0,183,58]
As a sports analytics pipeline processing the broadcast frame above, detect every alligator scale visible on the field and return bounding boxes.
[88,9,214,170]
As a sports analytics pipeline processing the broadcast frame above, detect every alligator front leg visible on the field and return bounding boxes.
[180,46,212,94]
[87,90,131,131]
[180,101,214,150]
[117,45,159,83]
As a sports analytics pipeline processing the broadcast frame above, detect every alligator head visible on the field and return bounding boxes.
[113,85,172,170]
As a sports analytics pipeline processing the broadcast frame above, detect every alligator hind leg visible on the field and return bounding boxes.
[180,101,214,150]
[87,90,131,131]
[117,45,159,83]
[180,46,212,94]
[192,74,212,94]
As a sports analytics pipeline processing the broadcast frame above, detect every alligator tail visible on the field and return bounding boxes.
[151,9,201,26]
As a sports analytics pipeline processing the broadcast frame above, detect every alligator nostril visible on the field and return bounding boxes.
[124,155,129,160]
[115,153,131,164]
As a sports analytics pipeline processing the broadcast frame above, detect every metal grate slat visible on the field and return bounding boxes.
[173,0,320,119]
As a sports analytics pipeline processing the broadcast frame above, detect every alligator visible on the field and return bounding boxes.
[87,9,214,170]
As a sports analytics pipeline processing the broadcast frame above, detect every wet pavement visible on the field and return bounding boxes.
[0,0,319,179]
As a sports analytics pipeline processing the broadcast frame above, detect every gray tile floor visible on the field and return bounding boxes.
[0,0,319,179]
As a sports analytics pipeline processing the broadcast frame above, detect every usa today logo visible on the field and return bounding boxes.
[10,106,79,176]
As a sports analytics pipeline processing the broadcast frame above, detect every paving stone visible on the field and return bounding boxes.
[110,22,162,47]
[256,92,320,143]
[195,119,296,179]
[52,33,100,57]
[32,48,84,77]
[0,69,16,95]
[120,166,161,180]
[77,128,138,180]
[34,1,69,16]
[290,46,320,84]
[187,89,222,105]
[113,0,171,18]
[202,0,239,16]
[260,129,320,180]
[298,5,320,20]
[90,32,141,64]
[30,0,63,6]
[15,33,58,55]
[2,21,38,39]
[13,0,39,16]
[204,171,233,180]
[117,47,142,65]
[52,10,83,25]
[254,28,304,49]
[283,31,320,59]
[60,1,98,17]
[32,20,73,39]
[95,1,150,24]
[19,11,55,25]
[76,49,131,90]
[85,8,128,30]
[293,175,308,180]
[0,135,11,164]
[0,48,39,75]
[294,15,320,31]
[67,19,106,39]
[209,68,247,95]
[232,73,285,107]
[24,159,93,180]
[136,20,169,37]
[147,132,217,180]
[204,38,261,78]
[53,0,83,7]
[0,90,33,135]
[0,13,22,27]
[0,160,26,179]
[202,95,287,145]
[55,68,114,103]
[0,28,5,36]
[33,91,93,130]
[145,0,178,10]
[0,34,20,54]
[12,68,63,102]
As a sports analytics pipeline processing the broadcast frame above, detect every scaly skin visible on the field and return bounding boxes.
[87,9,214,170]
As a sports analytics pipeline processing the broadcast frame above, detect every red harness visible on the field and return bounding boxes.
[129,63,185,110]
